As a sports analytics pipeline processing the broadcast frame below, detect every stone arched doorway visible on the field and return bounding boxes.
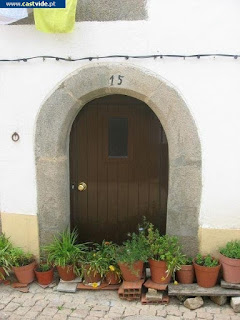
[35,62,202,255]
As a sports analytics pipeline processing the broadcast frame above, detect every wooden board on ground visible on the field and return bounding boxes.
[77,283,120,290]
[221,280,240,290]
[168,284,240,297]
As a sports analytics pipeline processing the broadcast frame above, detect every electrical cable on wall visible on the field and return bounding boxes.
[0,53,239,62]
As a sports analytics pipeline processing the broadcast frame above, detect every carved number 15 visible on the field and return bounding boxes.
[110,75,124,86]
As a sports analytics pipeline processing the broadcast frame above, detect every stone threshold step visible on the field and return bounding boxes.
[168,283,240,297]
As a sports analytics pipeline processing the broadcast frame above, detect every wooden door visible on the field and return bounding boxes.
[70,95,168,244]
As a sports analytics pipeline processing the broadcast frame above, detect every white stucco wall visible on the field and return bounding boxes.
[0,0,240,229]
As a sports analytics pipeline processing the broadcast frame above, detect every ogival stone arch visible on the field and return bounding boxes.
[35,62,202,256]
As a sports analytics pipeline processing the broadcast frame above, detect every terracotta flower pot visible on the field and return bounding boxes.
[193,261,221,288]
[105,271,120,285]
[0,267,6,280]
[219,253,240,284]
[56,265,76,281]
[118,261,143,282]
[12,261,36,284]
[176,265,194,284]
[83,265,102,283]
[148,259,171,284]
[35,268,54,285]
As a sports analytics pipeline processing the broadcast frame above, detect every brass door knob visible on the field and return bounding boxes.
[78,182,87,191]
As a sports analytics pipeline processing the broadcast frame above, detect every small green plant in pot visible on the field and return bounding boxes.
[116,230,148,282]
[81,246,107,286]
[193,254,220,288]
[35,259,54,286]
[219,240,240,284]
[176,256,194,284]
[0,234,13,280]
[145,221,185,284]
[99,241,121,285]
[43,229,86,281]
[10,247,36,284]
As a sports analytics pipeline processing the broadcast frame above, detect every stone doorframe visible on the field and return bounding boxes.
[35,62,202,255]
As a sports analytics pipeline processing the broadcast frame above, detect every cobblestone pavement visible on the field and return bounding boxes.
[0,282,239,320]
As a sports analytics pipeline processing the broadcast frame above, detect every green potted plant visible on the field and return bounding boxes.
[10,247,36,284]
[99,241,121,285]
[176,256,194,284]
[34,260,54,286]
[116,230,148,282]
[81,246,107,285]
[43,229,86,281]
[146,222,184,284]
[193,254,220,288]
[0,234,13,280]
[219,240,240,283]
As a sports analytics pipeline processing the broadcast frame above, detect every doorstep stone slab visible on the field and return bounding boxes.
[56,282,77,293]
[168,283,240,296]
[221,280,240,290]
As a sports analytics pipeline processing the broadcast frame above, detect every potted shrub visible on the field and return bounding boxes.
[0,234,13,280]
[81,246,106,285]
[219,240,240,283]
[116,230,148,282]
[193,254,220,288]
[176,256,194,284]
[145,222,184,284]
[43,229,86,281]
[35,261,54,285]
[10,247,36,284]
[100,241,121,285]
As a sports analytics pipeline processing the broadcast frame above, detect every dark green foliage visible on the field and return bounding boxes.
[220,240,240,259]
[10,247,34,267]
[195,254,219,267]
[43,228,87,268]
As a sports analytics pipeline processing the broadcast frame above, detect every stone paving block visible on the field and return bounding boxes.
[30,305,45,312]
[89,310,107,317]
[22,298,36,307]
[15,306,31,315]
[24,311,40,319]
[92,304,110,311]
[231,297,240,313]
[197,311,214,319]
[41,307,58,316]
[0,311,12,319]
[9,315,23,320]
[0,303,6,310]
[71,308,89,318]
[57,282,78,293]
[157,309,167,317]
[52,314,68,320]
[182,311,197,319]
[4,301,20,312]
[214,315,231,320]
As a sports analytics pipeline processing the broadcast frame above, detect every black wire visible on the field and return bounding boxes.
[0,53,239,62]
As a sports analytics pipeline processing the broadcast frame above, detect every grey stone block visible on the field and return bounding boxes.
[184,297,204,310]
[210,296,227,306]
[231,297,240,313]
[56,282,77,293]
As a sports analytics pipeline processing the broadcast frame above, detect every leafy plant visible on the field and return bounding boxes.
[116,230,149,267]
[220,240,240,259]
[81,247,108,278]
[10,247,34,267]
[43,229,87,271]
[195,254,219,267]
[96,241,121,279]
[179,256,193,266]
[143,220,186,276]
[36,262,52,272]
[0,234,13,278]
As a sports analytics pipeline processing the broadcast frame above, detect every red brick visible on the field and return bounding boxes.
[141,293,170,305]
[144,279,168,291]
